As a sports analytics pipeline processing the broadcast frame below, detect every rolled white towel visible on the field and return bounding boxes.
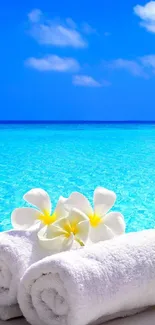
[104,307,155,325]
[18,229,155,325]
[0,228,51,320]
[0,316,29,325]
[0,305,22,321]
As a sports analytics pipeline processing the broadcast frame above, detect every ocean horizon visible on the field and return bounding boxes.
[0,120,155,124]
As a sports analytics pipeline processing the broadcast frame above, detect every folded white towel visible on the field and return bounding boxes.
[18,229,155,325]
[0,227,50,320]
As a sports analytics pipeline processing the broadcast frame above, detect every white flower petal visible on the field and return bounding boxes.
[94,187,116,216]
[38,225,74,254]
[44,222,67,238]
[11,207,40,230]
[90,222,114,243]
[64,192,93,216]
[63,234,74,251]
[54,196,67,219]
[38,226,66,252]
[39,235,66,252]
[68,208,89,225]
[51,217,71,233]
[104,212,125,235]
[76,220,90,243]
[24,188,51,214]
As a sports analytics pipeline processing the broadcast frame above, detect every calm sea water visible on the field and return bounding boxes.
[0,123,155,232]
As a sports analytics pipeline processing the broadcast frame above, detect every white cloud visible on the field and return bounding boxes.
[66,18,77,29]
[73,75,102,87]
[104,54,155,78]
[28,9,42,23]
[28,9,87,48]
[26,55,80,72]
[81,22,96,34]
[140,54,155,67]
[113,59,144,76]
[134,1,155,33]
[108,58,146,77]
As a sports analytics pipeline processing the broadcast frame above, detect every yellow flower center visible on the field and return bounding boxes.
[63,220,78,238]
[62,219,84,246]
[38,210,57,226]
[89,213,102,227]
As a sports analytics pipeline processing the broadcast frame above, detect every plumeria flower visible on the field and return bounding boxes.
[38,208,90,252]
[64,187,125,243]
[11,188,67,230]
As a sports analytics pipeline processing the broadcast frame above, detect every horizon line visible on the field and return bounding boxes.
[0,120,155,124]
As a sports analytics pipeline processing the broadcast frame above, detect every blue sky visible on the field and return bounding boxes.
[1,0,155,121]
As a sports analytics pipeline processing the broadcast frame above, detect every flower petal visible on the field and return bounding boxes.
[63,234,74,251]
[38,234,65,252]
[24,188,51,214]
[68,208,89,225]
[11,208,40,230]
[54,196,67,219]
[51,217,71,234]
[90,221,114,243]
[38,226,73,252]
[94,187,116,216]
[76,220,90,244]
[64,192,93,216]
[44,221,68,238]
[104,212,125,235]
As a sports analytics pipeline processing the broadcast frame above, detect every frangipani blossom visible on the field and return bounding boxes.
[64,187,125,243]
[11,188,67,230]
[38,208,90,251]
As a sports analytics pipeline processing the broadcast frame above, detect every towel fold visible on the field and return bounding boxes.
[18,229,155,325]
[0,227,50,320]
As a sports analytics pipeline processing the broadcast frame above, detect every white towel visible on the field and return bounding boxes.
[0,316,29,325]
[104,307,155,325]
[0,305,22,321]
[18,229,155,325]
[0,227,51,320]
[0,308,154,325]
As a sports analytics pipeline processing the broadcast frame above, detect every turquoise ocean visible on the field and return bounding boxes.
[0,123,155,232]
